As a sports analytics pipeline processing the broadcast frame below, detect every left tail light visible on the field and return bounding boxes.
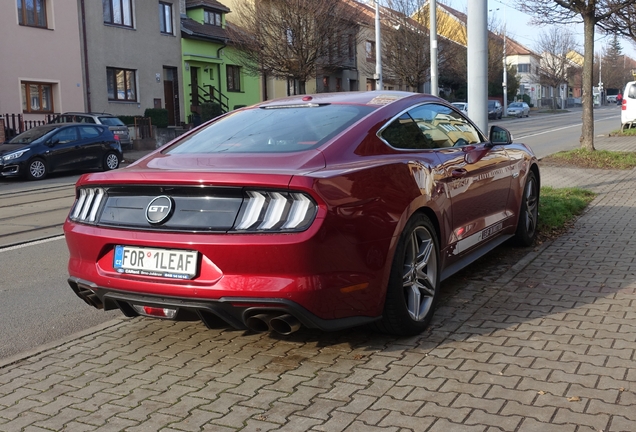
[70,187,106,223]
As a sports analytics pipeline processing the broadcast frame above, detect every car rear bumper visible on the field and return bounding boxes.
[68,276,379,333]
[64,220,391,324]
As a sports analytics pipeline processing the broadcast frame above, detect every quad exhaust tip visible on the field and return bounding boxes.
[245,312,301,335]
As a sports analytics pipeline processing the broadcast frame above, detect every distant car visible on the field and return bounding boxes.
[507,102,530,118]
[64,91,540,337]
[488,100,502,119]
[50,112,131,148]
[607,95,617,104]
[622,82,636,128]
[451,102,468,114]
[0,123,122,180]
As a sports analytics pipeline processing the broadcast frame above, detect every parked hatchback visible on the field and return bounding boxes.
[488,100,503,119]
[50,112,131,148]
[0,123,122,180]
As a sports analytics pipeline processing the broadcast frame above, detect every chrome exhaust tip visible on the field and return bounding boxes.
[269,314,301,335]
[245,313,276,332]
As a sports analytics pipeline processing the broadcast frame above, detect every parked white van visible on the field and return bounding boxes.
[621,81,636,129]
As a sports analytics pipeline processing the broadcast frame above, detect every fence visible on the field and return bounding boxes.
[3,113,57,139]
[134,117,153,139]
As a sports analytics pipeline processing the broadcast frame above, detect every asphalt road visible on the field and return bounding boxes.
[0,105,623,360]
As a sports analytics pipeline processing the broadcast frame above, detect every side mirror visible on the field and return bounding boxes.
[46,138,60,147]
[489,125,512,145]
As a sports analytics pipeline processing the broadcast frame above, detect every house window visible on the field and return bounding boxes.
[365,41,375,62]
[348,34,354,60]
[21,82,53,113]
[517,63,530,73]
[17,0,47,28]
[103,0,133,27]
[106,67,137,101]
[159,2,173,34]
[204,10,222,26]
[227,65,241,92]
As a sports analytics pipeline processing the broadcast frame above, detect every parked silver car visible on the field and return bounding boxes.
[50,112,132,148]
[507,102,530,118]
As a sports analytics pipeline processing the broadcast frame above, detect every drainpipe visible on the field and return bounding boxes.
[217,43,226,110]
[80,0,91,112]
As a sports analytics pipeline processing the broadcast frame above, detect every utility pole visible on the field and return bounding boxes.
[375,0,383,90]
[430,0,438,96]
[468,0,488,132]
[502,5,508,117]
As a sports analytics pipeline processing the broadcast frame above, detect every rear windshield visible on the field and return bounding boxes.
[98,116,126,126]
[166,104,375,154]
[9,126,58,144]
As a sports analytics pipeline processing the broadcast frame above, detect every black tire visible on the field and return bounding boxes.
[103,152,120,171]
[376,214,440,336]
[513,170,539,246]
[26,158,47,180]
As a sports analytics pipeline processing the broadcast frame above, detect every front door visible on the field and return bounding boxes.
[163,67,179,126]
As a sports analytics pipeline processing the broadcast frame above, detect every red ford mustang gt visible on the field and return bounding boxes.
[64,91,539,336]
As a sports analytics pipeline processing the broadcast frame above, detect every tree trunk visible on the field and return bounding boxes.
[580,14,596,151]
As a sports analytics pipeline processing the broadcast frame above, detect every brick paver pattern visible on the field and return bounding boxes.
[0,136,634,431]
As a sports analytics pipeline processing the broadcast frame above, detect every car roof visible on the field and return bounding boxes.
[252,91,437,108]
[60,112,115,116]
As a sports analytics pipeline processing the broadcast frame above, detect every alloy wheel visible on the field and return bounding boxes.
[402,226,437,322]
[523,175,539,237]
[29,160,45,179]
[106,153,119,170]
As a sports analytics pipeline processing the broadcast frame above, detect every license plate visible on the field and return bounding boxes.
[113,245,198,279]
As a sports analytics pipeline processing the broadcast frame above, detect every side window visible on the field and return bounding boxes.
[628,84,636,99]
[381,113,432,150]
[52,128,78,144]
[79,126,101,139]
[408,103,482,148]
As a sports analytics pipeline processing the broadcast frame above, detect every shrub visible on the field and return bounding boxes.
[201,102,223,122]
[144,108,169,128]
[117,115,141,126]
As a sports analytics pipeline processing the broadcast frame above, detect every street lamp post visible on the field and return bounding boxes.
[430,0,438,96]
[375,0,383,90]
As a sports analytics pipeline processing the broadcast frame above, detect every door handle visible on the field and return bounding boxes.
[451,168,467,178]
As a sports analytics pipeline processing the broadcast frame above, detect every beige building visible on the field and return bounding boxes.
[1,0,85,127]
[81,0,184,125]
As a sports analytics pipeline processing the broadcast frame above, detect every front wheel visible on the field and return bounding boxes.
[26,158,47,180]
[376,214,440,336]
[513,171,539,246]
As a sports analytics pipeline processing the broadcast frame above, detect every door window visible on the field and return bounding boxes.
[52,128,78,144]
[381,103,482,150]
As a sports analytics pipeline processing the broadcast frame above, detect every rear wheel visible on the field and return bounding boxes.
[376,214,440,336]
[513,171,539,246]
[103,152,120,171]
[26,158,47,180]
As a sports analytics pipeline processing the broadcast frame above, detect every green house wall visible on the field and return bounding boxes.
[181,13,259,124]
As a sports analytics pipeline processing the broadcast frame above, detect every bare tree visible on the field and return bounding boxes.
[227,0,361,95]
[517,0,636,151]
[383,0,430,91]
[532,28,579,109]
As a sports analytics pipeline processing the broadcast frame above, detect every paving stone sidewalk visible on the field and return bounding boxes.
[1,136,635,431]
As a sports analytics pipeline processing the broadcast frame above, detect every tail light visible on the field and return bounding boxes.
[622,99,627,110]
[114,134,120,140]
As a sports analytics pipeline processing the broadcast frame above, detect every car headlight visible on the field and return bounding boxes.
[1,149,29,162]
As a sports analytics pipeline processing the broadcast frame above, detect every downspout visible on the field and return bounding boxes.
[217,43,226,110]
[80,0,91,112]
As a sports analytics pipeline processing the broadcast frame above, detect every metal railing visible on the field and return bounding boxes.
[3,113,57,139]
